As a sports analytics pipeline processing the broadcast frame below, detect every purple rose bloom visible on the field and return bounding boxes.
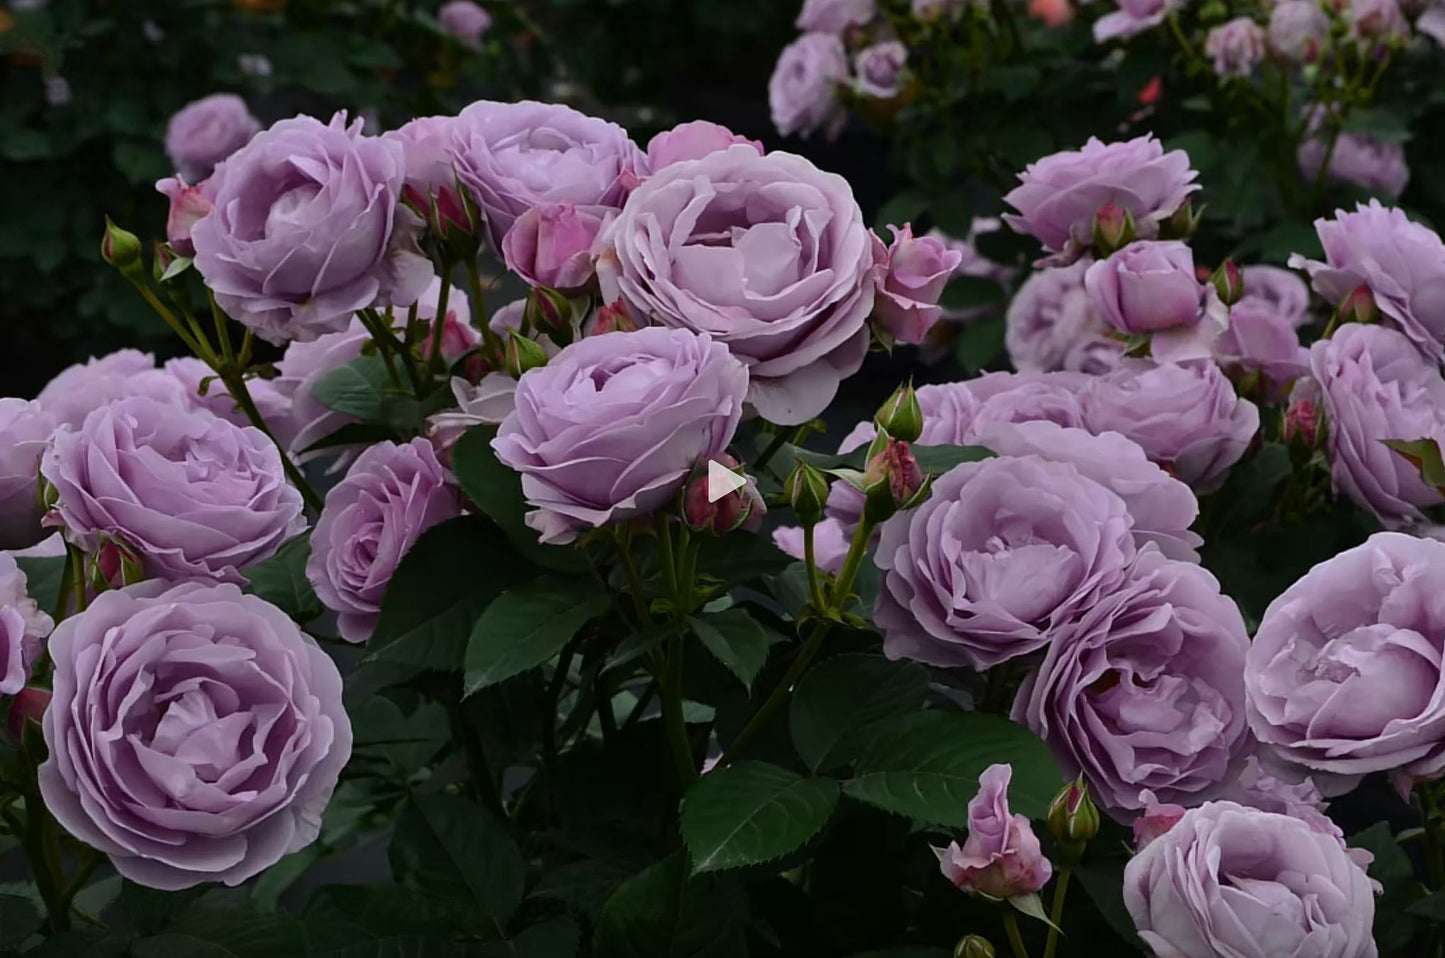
[1123,802,1378,958]
[1205,17,1267,77]
[0,400,55,550]
[1003,136,1199,262]
[796,0,876,31]
[1083,361,1260,492]
[384,116,470,232]
[0,552,53,695]
[37,349,190,431]
[164,93,261,183]
[1291,201,1445,363]
[939,764,1053,898]
[1308,323,1445,523]
[446,100,644,249]
[40,397,305,584]
[438,0,492,45]
[192,113,432,345]
[596,145,874,425]
[275,277,476,462]
[1095,0,1181,41]
[1269,0,1331,61]
[1346,0,1409,40]
[769,33,849,140]
[1218,756,1340,838]
[975,420,1203,561]
[968,370,1093,433]
[38,581,351,890]
[1244,263,1312,325]
[307,439,462,642]
[1006,261,1122,373]
[645,121,763,172]
[854,40,908,98]
[871,223,965,345]
[1215,294,1310,394]
[1247,532,1445,795]
[163,357,293,442]
[1299,132,1410,200]
[1084,240,1228,363]
[493,327,749,544]
[1013,547,1251,816]
[875,454,1136,670]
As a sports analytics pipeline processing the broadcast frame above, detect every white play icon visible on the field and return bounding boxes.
[706,459,746,502]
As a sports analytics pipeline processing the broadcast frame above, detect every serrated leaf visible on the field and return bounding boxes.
[451,426,588,573]
[690,609,771,691]
[593,854,747,958]
[532,859,643,923]
[464,575,611,693]
[367,518,531,671]
[680,761,838,873]
[303,884,479,958]
[309,355,449,433]
[843,711,1061,824]
[133,910,307,958]
[0,892,41,947]
[911,444,993,475]
[389,792,524,928]
[790,654,929,771]
[243,536,321,623]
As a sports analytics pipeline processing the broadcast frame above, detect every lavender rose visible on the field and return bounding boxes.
[0,552,52,695]
[646,121,763,172]
[1084,240,1227,362]
[1308,323,1445,523]
[1269,0,1331,61]
[0,400,55,550]
[1244,263,1312,324]
[1299,130,1410,200]
[1003,135,1199,262]
[939,764,1053,898]
[1205,17,1267,77]
[1215,294,1310,394]
[1247,532,1445,794]
[37,349,189,431]
[493,327,748,544]
[437,0,492,45]
[307,439,462,642]
[875,454,1135,670]
[446,99,644,249]
[163,93,260,182]
[501,203,605,292]
[1006,261,1122,373]
[1123,802,1378,958]
[1013,547,1250,816]
[854,41,908,98]
[192,113,432,345]
[41,397,306,584]
[1083,360,1260,491]
[1291,201,1445,363]
[769,33,849,139]
[872,224,965,345]
[796,0,876,31]
[1095,0,1180,42]
[39,581,351,889]
[595,145,874,424]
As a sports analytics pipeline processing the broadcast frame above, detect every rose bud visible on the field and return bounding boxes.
[155,175,212,258]
[1046,775,1100,862]
[862,435,927,523]
[5,686,50,744]
[954,936,996,958]
[1161,197,1203,241]
[503,331,549,379]
[1210,259,1244,306]
[939,763,1053,899]
[1092,201,1136,256]
[874,381,924,442]
[1133,791,1187,850]
[680,455,761,535]
[586,299,639,337]
[87,537,145,593]
[783,461,831,526]
[1339,284,1378,326]
[1283,395,1320,446]
[101,217,144,280]
[523,285,574,343]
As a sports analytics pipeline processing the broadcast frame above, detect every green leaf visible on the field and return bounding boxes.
[532,859,643,923]
[1383,438,1445,491]
[119,880,206,936]
[911,444,994,476]
[309,355,448,433]
[483,918,581,957]
[389,792,525,927]
[790,654,929,771]
[367,517,532,671]
[1009,891,1061,932]
[593,854,747,958]
[303,884,479,957]
[849,950,949,958]
[133,910,307,958]
[940,276,1005,311]
[14,554,66,619]
[451,426,588,573]
[1407,889,1445,922]
[1342,108,1412,144]
[1350,821,1422,954]
[680,761,838,873]
[843,711,1061,824]
[955,314,1006,374]
[0,892,41,948]
[1204,441,1292,534]
[242,536,321,623]
[690,608,771,691]
[464,575,611,694]
[875,191,929,234]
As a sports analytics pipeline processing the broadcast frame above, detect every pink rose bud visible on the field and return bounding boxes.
[1283,396,1320,445]
[1138,75,1163,106]
[1210,259,1244,306]
[5,686,51,743]
[501,203,605,293]
[459,350,494,384]
[585,299,639,337]
[1091,201,1136,255]
[1046,776,1100,860]
[101,216,143,279]
[1340,284,1378,326]
[871,224,965,345]
[155,175,213,257]
[88,537,145,593]
[940,764,1053,899]
[1028,0,1074,26]
[681,454,758,535]
[863,436,927,522]
[523,285,574,341]
[1132,791,1186,850]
